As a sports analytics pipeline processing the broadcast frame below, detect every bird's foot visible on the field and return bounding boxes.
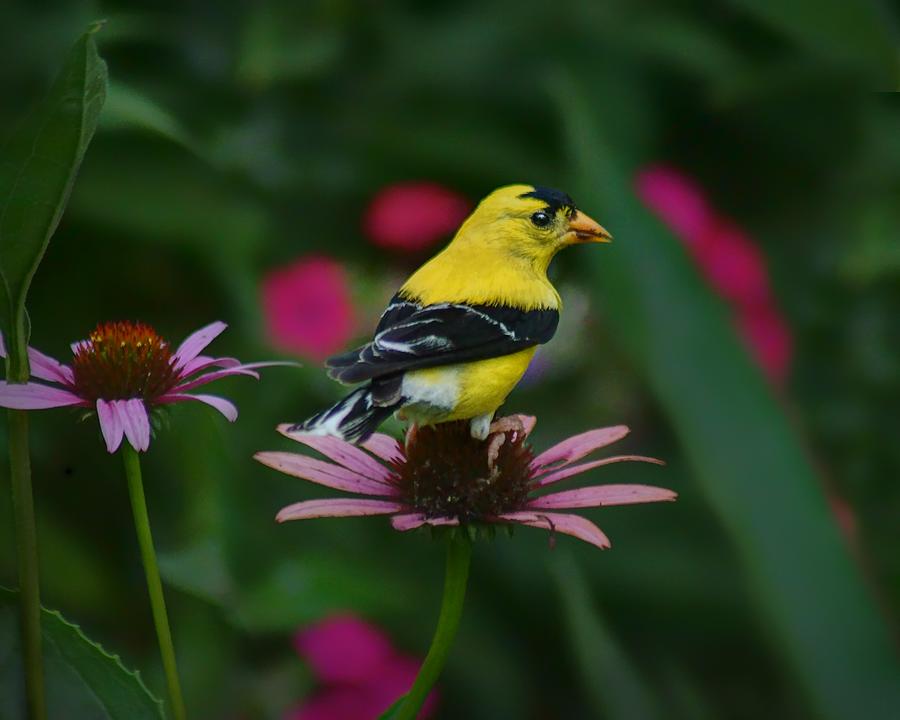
[489,416,525,437]
[469,414,492,441]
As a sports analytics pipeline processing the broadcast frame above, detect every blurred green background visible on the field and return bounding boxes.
[1,1,899,718]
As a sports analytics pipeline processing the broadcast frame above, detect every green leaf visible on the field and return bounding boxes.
[0,23,107,379]
[377,695,406,719]
[102,82,195,153]
[551,552,662,720]
[554,76,900,720]
[0,587,164,719]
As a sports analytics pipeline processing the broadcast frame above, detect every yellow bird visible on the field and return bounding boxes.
[295,184,611,443]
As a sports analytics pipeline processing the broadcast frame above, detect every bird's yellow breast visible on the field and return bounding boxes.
[401,347,537,423]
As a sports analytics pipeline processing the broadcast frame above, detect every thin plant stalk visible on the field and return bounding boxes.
[8,408,46,720]
[122,444,187,720]
[394,535,472,720]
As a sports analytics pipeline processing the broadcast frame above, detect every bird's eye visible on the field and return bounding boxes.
[530,210,552,227]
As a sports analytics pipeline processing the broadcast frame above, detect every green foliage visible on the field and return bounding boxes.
[0,23,106,379]
[0,587,163,719]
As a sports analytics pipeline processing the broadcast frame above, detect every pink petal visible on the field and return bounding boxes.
[179,355,241,377]
[390,513,459,532]
[276,498,404,523]
[737,305,793,385]
[255,451,396,495]
[698,223,770,307]
[497,511,611,549]
[534,454,666,487]
[0,382,84,410]
[28,348,74,385]
[361,432,404,463]
[157,393,238,421]
[172,366,260,393]
[285,686,391,720]
[528,484,677,509]
[294,614,394,684]
[172,321,227,369]
[530,426,630,471]
[97,399,125,453]
[277,424,394,482]
[118,399,151,452]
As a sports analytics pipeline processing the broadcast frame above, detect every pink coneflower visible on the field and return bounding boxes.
[256,416,674,548]
[363,182,471,253]
[287,614,437,720]
[0,320,285,453]
[261,256,357,362]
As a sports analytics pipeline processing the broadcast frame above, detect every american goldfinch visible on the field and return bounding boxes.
[296,184,611,443]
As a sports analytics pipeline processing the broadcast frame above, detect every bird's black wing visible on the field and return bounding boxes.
[326,295,559,384]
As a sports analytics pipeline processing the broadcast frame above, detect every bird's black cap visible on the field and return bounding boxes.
[519,185,577,217]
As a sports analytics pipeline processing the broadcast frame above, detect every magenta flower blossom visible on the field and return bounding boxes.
[287,614,437,720]
[0,320,285,453]
[257,416,674,549]
[261,255,357,362]
[636,164,793,384]
[363,182,471,253]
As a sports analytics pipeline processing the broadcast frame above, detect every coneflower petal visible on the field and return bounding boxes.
[530,426,630,471]
[391,513,459,532]
[533,455,665,487]
[361,433,404,463]
[118,399,151,452]
[277,498,404,523]
[276,425,394,482]
[97,399,125,453]
[0,382,84,410]
[171,321,227,369]
[497,511,611,549]
[527,484,677,509]
[255,451,396,495]
[157,392,238,421]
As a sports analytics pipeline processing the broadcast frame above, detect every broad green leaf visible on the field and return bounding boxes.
[0,588,163,719]
[0,23,107,379]
[551,552,661,720]
[555,77,900,720]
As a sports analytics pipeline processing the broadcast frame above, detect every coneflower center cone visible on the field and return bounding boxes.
[391,421,534,521]
[72,321,179,401]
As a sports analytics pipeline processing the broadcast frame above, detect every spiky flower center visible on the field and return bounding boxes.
[391,421,534,521]
[71,321,179,401]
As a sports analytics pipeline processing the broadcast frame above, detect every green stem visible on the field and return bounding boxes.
[394,535,472,720]
[8,409,46,720]
[122,444,187,720]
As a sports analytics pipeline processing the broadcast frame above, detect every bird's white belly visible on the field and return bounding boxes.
[400,366,461,423]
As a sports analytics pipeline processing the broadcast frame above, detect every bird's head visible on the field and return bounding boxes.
[453,184,611,269]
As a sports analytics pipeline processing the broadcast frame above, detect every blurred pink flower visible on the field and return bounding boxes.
[736,306,793,385]
[287,614,437,720]
[699,223,770,307]
[0,321,286,453]
[636,164,793,385]
[257,415,673,550]
[261,256,356,362]
[635,165,715,251]
[363,182,471,252]
[294,615,393,685]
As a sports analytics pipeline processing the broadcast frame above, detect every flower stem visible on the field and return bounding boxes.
[121,444,187,720]
[394,534,472,720]
[8,409,46,720]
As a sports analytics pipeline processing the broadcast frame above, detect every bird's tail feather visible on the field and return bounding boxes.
[290,385,400,444]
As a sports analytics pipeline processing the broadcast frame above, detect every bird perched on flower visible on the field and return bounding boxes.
[298,184,611,443]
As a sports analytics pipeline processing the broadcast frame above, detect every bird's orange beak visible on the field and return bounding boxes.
[565,211,612,244]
